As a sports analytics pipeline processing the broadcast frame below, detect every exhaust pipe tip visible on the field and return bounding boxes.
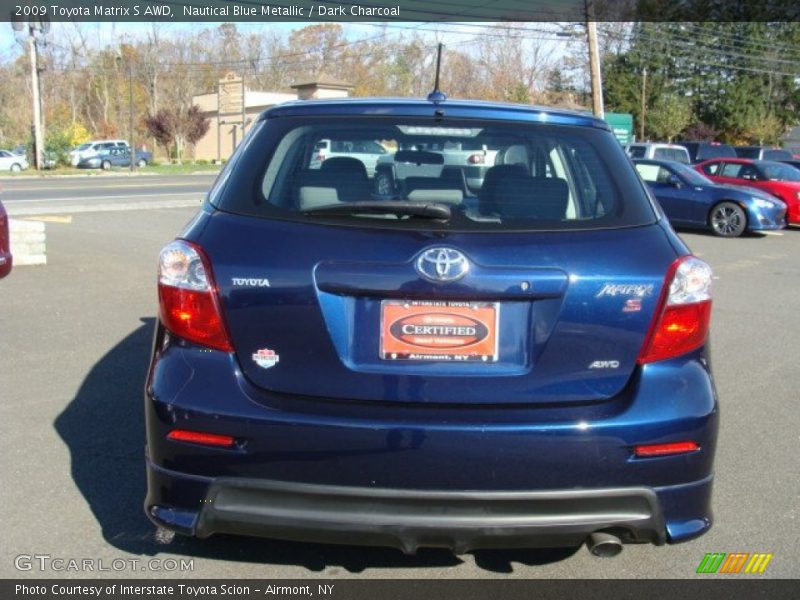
[587,531,623,557]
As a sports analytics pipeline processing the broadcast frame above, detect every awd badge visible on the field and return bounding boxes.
[252,348,280,369]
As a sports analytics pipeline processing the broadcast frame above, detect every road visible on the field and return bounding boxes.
[0,174,214,216]
[0,175,798,579]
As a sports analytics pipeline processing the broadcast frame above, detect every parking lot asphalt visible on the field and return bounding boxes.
[0,182,798,579]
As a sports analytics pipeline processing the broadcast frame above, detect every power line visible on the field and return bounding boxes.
[599,27,800,76]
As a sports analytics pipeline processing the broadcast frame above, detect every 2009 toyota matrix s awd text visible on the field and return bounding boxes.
[144,96,718,558]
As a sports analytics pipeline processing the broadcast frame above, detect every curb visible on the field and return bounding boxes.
[9,219,46,266]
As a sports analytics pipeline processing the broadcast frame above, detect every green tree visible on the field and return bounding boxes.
[648,94,693,142]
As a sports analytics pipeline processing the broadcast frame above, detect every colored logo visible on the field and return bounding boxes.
[415,248,470,283]
[696,552,773,574]
[252,348,280,369]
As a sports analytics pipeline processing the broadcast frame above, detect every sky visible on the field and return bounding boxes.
[0,21,571,65]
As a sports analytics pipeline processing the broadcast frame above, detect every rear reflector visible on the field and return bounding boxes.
[167,429,236,448]
[634,441,699,457]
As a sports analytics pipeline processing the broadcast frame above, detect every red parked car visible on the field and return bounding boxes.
[0,198,11,278]
[695,158,800,225]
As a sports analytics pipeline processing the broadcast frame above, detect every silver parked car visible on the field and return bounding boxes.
[69,140,129,166]
[0,149,29,172]
[625,143,691,164]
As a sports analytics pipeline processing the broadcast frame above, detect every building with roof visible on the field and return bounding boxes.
[192,74,353,161]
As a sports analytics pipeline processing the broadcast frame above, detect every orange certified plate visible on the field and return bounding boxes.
[380,300,498,362]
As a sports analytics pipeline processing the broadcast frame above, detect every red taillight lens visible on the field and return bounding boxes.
[158,286,233,351]
[639,301,712,363]
[157,240,233,352]
[167,429,236,447]
[634,441,699,457]
[638,256,713,364]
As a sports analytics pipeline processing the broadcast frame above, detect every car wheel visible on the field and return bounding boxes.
[102,160,112,171]
[10,163,22,172]
[709,201,747,237]
[375,171,395,197]
[136,158,147,168]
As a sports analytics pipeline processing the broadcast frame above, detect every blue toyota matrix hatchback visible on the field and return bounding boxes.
[145,97,718,557]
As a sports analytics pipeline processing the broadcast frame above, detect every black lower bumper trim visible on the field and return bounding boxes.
[182,478,666,554]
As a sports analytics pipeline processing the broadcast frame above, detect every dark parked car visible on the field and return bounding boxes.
[77,147,152,170]
[779,159,800,172]
[146,96,718,557]
[634,159,786,237]
[734,146,793,161]
[0,199,11,278]
[676,141,737,164]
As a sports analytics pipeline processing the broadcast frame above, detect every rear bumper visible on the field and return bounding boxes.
[0,251,11,278]
[147,463,715,553]
[145,332,718,550]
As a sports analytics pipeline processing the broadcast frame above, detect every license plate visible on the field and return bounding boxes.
[380,300,498,362]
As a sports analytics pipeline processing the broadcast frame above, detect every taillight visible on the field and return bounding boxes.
[157,240,233,352]
[638,256,713,364]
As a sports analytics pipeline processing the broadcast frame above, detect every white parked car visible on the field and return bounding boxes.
[0,149,29,172]
[69,140,129,166]
[625,143,690,164]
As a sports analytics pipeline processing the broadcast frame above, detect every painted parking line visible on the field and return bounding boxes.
[3,191,202,205]
[760,231,784,236]
[7,198,202,216]
[21,215,73,224]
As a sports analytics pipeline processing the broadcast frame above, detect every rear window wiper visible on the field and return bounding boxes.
[303,201,451,221]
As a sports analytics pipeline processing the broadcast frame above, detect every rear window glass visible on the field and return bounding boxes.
[215,116,656,232]
[697,144,736,160]
[760,162,800,181]
[735,147,759,159]
[653,148,689,163]
[627,145,646,158]
[762,149,792,161]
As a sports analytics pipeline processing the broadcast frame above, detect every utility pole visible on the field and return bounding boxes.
[117,54,136,171]
[640,66,647,141]
[585,1,604,118]
[28,33,43,170]
[11,16,49,170]
[129,61,135,172]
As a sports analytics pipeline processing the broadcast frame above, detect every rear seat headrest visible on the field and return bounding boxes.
[479,164,528,213]
[320,156,368,180]
[294,168,371,210]
[487,175,569,220]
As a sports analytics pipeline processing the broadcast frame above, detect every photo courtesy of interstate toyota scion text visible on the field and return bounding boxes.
[145,92,718,558]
